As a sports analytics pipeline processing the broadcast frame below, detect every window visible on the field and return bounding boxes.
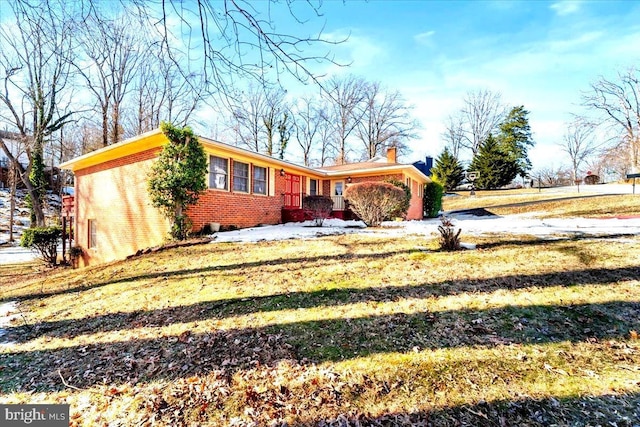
[210,156,228,190]
[309,179,318,196]
[233,161,249,192]
[253,166,267,195]
[334,182,343,196]
[88,219,97,249]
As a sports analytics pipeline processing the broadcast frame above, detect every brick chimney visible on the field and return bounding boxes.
[386,147,397,163]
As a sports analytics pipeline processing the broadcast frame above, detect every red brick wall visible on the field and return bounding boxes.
[188,173,286,230]
[74,148,169,266]
[406,178,424,220]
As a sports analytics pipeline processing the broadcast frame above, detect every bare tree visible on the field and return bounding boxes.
[583,67,640,172]
[559,119,601,182]
[322,75,367,164]
[459,89,506,156]
[0,0,74,226]
[356,81,419,160]
[125,0,344,100]
[231,85,266,152]
[442,114,465,159]
[316,106,335,166]
[261,87,288,157]
[533,165,571,187]
[292,96,322,166]
[76,12,143,146]
[129,47,204,135]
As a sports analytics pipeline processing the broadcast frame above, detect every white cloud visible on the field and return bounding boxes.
[550,1,582,16]
[414,30,436,46]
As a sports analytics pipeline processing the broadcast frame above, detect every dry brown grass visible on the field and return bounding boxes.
[1,193,639,426]
[444,190,640,218]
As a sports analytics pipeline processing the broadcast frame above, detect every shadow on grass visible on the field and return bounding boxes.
[0,248,416,304]
[1,300,637,392]
[476,233,639,250]
[449,194,620,214]
[312,392,640,426]
[5,265,639,343]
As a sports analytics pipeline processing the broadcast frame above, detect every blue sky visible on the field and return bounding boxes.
[280,0,640,171]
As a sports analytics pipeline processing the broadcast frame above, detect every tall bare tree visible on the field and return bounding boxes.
[231,85,288,156]
[322,75,367,164]
[317,106,335,166]
[583,67,640,172]
[442,114,465,160]
[356,81,418,160]
[130,47,204,135]
[559,119,601,182]
[76,12,143,146]
[261,87,288,157]
[460,89,506,156]
[292,96,322,166]
[0,0,74,226]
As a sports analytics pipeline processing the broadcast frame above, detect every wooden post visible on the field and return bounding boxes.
[62,217,67,264]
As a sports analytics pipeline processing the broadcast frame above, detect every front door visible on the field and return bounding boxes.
[284,174,301,208]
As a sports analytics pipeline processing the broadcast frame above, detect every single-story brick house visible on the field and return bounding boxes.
[60,128,430,266]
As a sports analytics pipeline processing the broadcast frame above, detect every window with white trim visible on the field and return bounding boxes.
[253,165,267,194]
[209,156,228,190]
[233,161,249,192]
[309,179,318,196]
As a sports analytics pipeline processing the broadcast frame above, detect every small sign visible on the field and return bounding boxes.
[0,404,69,426]
[627,173,640,179]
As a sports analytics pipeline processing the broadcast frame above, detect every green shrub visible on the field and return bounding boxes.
[385,179,411,219]
[303,195,334,226]
[423,181,444,218]
[20,226,62,266]
[343,182,405,227]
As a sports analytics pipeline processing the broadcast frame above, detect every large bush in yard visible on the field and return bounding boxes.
[423,181,444,218]
[148,122,208,240]
[303,195,333,226]
[343,182,405,227]
[20,226,62,266]
[385,178,411,220]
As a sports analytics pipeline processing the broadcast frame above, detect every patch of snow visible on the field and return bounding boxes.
[0,301,19,345]
[212,219,367,243]
[206,212,640,245]
[0,246,37,264]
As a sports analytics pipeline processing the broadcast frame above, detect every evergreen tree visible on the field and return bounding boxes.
[497,106,535,177]
[469,134,519,189]
[148,122,208,240]
[430,147,465,191]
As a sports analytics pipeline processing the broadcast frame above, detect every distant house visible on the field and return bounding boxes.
[60,128,430,266]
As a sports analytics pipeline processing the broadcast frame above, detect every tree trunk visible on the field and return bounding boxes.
[9,162,16,242]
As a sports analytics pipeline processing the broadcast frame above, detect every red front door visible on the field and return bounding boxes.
[284,174,301,208]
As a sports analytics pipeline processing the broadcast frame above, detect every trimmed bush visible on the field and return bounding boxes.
[423,181,444,218]
[385,179,411,220]
[343,182,405,227]
[20,226,62,266]
[303,195,334,226]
